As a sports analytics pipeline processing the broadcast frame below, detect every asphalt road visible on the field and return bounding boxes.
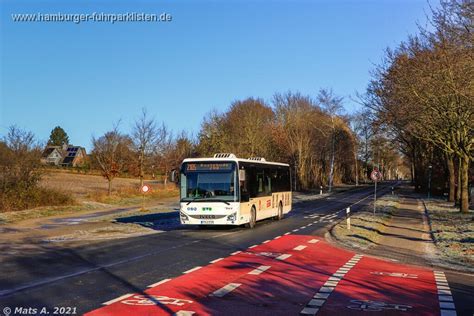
[0,183,472,316]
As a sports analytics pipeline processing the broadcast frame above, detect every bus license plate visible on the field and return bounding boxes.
[201,220,214,224]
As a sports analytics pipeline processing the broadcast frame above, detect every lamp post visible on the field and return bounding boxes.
[428,165,432,199]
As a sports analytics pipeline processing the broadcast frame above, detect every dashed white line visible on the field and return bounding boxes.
[300,254,363,315]
[262,240,271,244]
[292,229,300,232]
[148,278,171,288]
[308,239,319,244]
[276,254,292,260]
[212,283,241,297]
[293,245,307,251]
[174,311,196,316]
[231,251,241,255]
[284,232,291,235]
[103,293,133,305]
[248,245,258,249]
[248,265,271,275]
[183,266,202,274]
[273,235,281,239]
[434,271,457,316]
[210,258,224,264]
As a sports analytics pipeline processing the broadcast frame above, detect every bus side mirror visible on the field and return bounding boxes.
[170,170,179,183]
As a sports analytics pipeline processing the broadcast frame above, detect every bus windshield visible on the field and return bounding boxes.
[180,162,238,202]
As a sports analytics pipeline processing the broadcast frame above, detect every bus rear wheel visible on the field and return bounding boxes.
[247,207,256,228]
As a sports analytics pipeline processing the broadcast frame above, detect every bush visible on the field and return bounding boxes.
[0,187,74,212]
[0,126,75,212]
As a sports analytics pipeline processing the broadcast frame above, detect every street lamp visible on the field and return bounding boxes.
[428,165,432,199]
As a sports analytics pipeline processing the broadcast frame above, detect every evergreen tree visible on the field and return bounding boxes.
[47,126,69,146]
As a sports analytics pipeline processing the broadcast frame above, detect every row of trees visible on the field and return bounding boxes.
[362,0,473,212]
[91,90,408,195]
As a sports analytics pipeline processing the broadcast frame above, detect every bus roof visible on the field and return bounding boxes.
[182,156,289,167]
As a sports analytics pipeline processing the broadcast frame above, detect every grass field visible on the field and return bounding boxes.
[40,171,178,202]
[424,199,474,265]
[332,195,399,248]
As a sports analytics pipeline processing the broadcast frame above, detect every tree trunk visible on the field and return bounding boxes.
[456,158,461,206]
[328,131,335,192]
[354,150,359,186]
[460,156,469,213]
[139,152,144,188]
[446,154,455,202]
[108,179,112,196]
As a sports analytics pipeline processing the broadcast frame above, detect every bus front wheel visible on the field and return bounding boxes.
[247,207,256,229]
[276,202,283,220]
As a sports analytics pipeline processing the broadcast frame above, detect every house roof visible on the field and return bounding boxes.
[41,146,61,158]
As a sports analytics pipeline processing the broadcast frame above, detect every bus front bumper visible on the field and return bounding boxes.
[180,211,240,225]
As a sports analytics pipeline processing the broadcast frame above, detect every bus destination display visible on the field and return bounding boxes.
[186,163,233,172]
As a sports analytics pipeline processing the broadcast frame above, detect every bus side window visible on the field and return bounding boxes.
[257,173,264,194]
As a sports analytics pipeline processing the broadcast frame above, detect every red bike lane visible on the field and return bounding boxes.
[315,255,439,316]
[85,235,443,316]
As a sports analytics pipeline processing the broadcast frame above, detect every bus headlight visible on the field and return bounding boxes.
[180,212,189,222]
[227,212,236,222]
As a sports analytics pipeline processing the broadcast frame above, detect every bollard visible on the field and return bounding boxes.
[346,207,351,230]
[320,186,323,195]
[391,187,394,195]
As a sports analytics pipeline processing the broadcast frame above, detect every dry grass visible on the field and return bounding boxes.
[332,196,399,248]
[425,199,474,265]
[40,171,178,204]
[41,172,142,200]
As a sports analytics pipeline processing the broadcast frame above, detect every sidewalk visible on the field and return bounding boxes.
[330,188,473,273]
[366,194,437,266]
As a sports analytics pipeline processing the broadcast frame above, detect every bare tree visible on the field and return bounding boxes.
[92,125,132,195]
[318,88,344,192]
[132,108,160,187]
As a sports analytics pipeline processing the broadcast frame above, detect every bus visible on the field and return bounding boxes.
[178,153,292,228]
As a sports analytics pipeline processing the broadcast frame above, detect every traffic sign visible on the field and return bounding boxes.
[370,170,382,182]
[141,185,150,193]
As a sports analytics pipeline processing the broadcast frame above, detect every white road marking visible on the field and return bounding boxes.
[248,265,271,275]
[174,311,195,316]
[438,295,453,302]
[324,281,338,287]
[313,293,330,299]
[300,307,319,315]
[183,266,202,274]
[231,251,241,255]
[300,254,362,315]
[308,239,319,244]
[103,293,133,305]
[434,271,457,315]
[318,286,334,293]
[262,240,271,244]
[273,235,281,239]
[210,258,224,264]
[284,232,290,235]
[212,283,241,297]
[276,254,292,260]
[249,245,258,249]
[148,278,171,288]
[292,229,300,232]
[293,245,307,251]
[308,299,326,307]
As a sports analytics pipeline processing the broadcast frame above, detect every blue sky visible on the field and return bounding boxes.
[0,0,436,151]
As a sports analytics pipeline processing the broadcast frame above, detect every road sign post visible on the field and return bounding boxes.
[141,184,150,211]
[370,169,382,215]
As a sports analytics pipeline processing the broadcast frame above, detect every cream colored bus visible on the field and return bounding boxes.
[179,153,292,228]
